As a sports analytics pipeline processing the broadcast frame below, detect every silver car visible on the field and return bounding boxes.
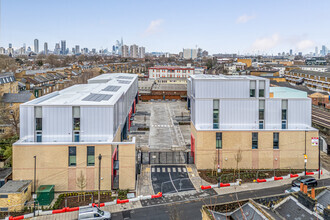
[78,206,111,220]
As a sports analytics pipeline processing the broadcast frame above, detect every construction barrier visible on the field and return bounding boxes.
[200,181,240,190]
[7,192,163,220]
[256,170,322,183]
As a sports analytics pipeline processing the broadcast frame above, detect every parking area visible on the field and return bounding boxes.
[151,165,195,194]
[131,100,191,150]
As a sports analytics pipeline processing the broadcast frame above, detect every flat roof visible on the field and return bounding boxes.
[289,69,330,77]
[190,74,266,81]
[270,87,308,98]
[0,180,31,193]
[22,73,138,106]
[0,168,12,180]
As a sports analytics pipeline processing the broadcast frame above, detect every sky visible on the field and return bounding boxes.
[1,0,330,55]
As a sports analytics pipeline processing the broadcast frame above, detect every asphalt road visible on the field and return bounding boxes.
[111,178,330,220]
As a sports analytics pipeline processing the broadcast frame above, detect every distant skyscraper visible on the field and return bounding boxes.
[315,46,318,56]
[61,40,66,55]
[289,49,292,56]
[44,42,48,55]
[0,47,5,54]
[138,47,145,58]
[121,45,129,57]
[75,45,80,54]
[54,43,60,55]
[34,39,39,53]
[130,44,139,58]
[321,45,327,56]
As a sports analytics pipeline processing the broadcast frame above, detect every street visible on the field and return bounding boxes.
[111,178,330,220]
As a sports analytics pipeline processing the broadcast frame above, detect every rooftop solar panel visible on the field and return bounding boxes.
[117,80,131,84]
[102,85,121,92]
[82,93,112,102]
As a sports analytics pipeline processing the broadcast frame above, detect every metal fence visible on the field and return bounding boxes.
[139,151,194,165]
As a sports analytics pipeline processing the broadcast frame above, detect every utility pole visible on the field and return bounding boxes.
[319,136,321,179]
[304,131,307,176]
[33,155,36,217]
[98,154,102,207]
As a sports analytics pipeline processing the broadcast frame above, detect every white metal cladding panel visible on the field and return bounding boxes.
[288,99,311,129]
[20,105,34,141]
[187,78,191,98]
[195,80,250,99]
[265,99,281,129]
[194,99,213,129]
[219,99,258,129]
[191,98,196,125]
[42,106,72,142]
[265,80,270,98]
[80,106,113,142]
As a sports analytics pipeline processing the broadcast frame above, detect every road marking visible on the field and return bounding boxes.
[172,167,176,172]
[157,168,160,173]
[146,168,150,172]
[167,168,171,172]
[162,167,165,172]
[183,168,187,172]
[178,167,182,172]
[169,172,178,193]
[151,167,155,172]
[187,167,192,172]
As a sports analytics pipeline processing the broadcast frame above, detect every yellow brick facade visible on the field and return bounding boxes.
[13,142,136,192]
[0,183,31,212]
[191,123,319,170]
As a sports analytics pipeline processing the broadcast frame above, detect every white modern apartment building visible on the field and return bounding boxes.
[188,74,318,170]
[130,44,138,58]
[183,48,197,60]
[149,66,195,79]
[138,47,145,58]
[13,73,139,192]
[121,45,129,57]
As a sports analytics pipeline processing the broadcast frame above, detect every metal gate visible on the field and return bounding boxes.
[139,151,194,165]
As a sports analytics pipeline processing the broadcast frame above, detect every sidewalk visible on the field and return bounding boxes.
[136,164,154,196]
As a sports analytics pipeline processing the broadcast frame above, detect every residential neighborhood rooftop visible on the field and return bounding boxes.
[0,180,31,193]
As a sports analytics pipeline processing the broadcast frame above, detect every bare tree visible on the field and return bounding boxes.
[234,149,242,180]
[0,105,20,136]
[76,171,87,202]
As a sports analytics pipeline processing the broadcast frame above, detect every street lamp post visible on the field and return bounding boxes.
[98,154,102,207]
[33,156,36,217]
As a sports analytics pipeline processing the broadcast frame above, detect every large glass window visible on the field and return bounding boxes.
[73,107,80,130]
[282,100,288,129]
[252,132,258,149]
[87,146,95,166]
[259,81,265,97]
[259,100,265,129]
[216,132,222,149]
[250,80,256,97]
[273,133,279,149]
[213,100,219,129]
[69,146,76,166]
[35,106,42,142]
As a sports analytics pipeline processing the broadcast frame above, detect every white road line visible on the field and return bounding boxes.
[183,168,187,172]
[172,167,176,172]
[167,168,171,172]
[178,167,182,172]
[152,167,155,172]
[162,167,165,172]
[169,172,178,193]
[157,168,160,173]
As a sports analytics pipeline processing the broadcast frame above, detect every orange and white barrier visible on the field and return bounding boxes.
[200,181,240,190]
[6,192,163,220]
[256,170,322,183]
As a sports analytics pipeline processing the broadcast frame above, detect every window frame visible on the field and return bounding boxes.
[273,132,279,149]
[213,99,219,129]
[87,146,95,166]
[252,132,258,149]
[216,132,222,149]
[68,146,77,167]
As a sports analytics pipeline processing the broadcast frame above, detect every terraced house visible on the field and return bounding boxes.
[13,73,138,192]
[188,75,319,170]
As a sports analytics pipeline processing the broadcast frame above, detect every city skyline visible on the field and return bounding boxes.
[1,0,330,54]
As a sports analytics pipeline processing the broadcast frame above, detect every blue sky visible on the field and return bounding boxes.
[1,0,330,54]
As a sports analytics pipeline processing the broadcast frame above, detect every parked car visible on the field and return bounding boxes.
[285,187,300,193]
[78,206,111,220]
[292,176,317,188]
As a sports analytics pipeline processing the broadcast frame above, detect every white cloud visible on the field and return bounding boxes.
[144,19,164,36]
[236,14,256,24]
[251,34,280,51]
[296,40,314,50]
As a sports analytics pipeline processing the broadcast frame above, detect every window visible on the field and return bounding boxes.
[213,100,219,129]
[259,100,265,129]
[0,207,8,212]
[252,133,258,149]
[273,133,279,149]
[69,146,76,166]
[250,80,256,97]
[36,131,42,142]
[216,132,222,149]
[35,106,42,142]
[73,107,80,130]
[259,81,265,97]
[87,146,95,166]
[282,100,288,129]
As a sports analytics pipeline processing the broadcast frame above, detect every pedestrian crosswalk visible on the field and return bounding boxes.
[151,166,187,173]
[151,124,173,127]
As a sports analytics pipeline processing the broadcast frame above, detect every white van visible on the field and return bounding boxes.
[78,206,111,220]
